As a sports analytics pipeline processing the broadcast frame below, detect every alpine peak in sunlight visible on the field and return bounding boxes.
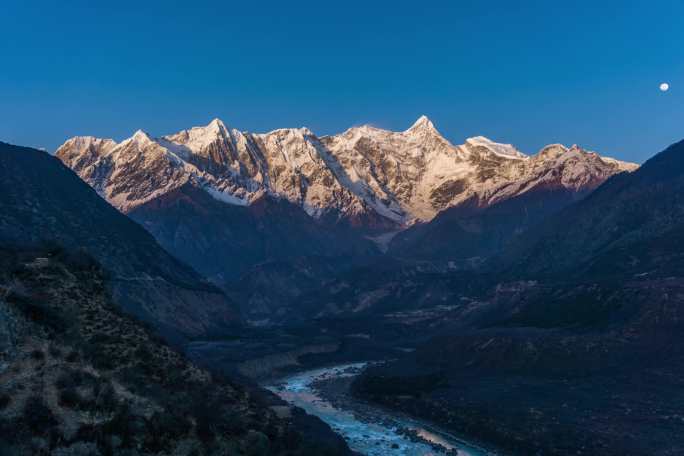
[57,116,637,227]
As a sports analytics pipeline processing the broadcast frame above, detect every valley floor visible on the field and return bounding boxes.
[266,363,497,456]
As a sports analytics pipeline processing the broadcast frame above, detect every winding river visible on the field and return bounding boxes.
[266,363,495,456]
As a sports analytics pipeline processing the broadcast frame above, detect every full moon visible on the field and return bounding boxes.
[660,82,670,92]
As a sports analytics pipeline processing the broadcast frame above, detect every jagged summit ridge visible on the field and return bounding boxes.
[56,117,638,229]
[406,115,438,133]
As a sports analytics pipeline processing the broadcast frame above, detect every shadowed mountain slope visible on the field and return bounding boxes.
[500,139,684,280]
[0,142,239,342]
[0,247,351,455]
[351,140,684,455]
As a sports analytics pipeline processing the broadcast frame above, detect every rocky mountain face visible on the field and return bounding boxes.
[0,247,351,455]
[388,141,639,262]
[0,143,240,342]
[322,120,635,225]
[57,116,636,231]
[56,120,387,229]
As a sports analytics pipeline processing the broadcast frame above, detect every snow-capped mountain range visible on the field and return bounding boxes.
[56,116,638,230]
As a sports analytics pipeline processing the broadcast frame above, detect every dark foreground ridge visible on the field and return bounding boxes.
[0,247,351,455]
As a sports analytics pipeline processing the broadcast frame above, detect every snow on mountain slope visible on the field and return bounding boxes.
[56,116,638,230]
[321,115,468,222]
[322,117,636,223]
[464,136,527,159]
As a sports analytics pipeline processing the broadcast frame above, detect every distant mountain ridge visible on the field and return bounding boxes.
[54,117,639,323]
[56,116,637,232]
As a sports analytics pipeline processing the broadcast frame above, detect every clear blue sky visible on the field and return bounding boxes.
[1,1,682,162]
